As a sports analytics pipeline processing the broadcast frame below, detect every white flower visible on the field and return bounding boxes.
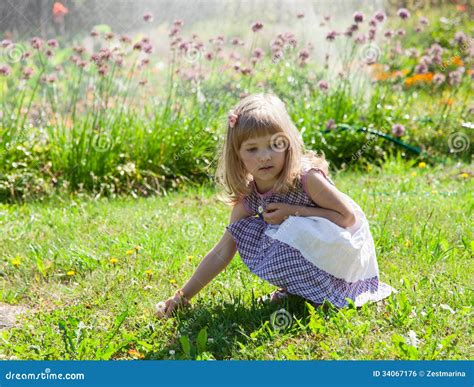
[439,304,455,314]
[406,330,420,348]
[169,350,175,355]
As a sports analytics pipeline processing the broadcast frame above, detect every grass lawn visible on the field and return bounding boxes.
[0,160,472,360]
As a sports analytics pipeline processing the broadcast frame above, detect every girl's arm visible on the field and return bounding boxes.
[297,170,356,228]
[157,201,250,317]
[264,171,356,228]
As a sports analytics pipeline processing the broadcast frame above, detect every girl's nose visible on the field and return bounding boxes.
[258,149,272,161]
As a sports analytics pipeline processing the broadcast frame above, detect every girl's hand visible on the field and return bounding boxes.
[155,289,190,319]
[263,203,300,225]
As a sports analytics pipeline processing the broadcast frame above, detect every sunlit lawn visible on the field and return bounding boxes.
[0,159,472,360]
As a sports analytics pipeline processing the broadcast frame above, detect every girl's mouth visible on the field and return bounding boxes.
[259,166,273,171]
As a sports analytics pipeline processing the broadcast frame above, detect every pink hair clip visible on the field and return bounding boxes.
[228,110,238,128]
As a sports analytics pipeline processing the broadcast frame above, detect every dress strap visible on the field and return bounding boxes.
[301,168,335,197]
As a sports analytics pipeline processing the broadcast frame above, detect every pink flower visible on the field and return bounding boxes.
[391,124,405,137]
[228,111,238,128]
[204,52,213,61]
[47,39,58,48]
[298,49,310,61]
[30,37,43,50]
[90,29,99,37]
[252,48,264,59]
[325,119,336,130]
[373,11,386,23]
[98,65,108,76]
[143,43,153,54]
[397,8,410,20]
[22,67,34,79]
[353,12,364,23]
[104,32,115,41]
[318,80,329,91]
[143,12,153,22]
[251,21,264,32]
[384,30,394,38]
[47,74,57,83]
[231,37,243,46]
[453,31,467,45]
[448,70,462,86]
[133,41,143,51]
[326,31,338,41]
[433,73,446,85]
[0,64,11,76]
[419,17,429,25]
[120,35,131,44]
[1,39,13,48]
[297,13,305,19]
[174,19,184,27]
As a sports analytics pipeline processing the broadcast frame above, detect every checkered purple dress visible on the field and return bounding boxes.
[226,168,392,308]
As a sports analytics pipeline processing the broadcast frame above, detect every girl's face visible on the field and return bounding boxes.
[239,134,287,187]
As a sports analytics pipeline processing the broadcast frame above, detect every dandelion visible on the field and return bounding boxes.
[397,8,410,20]
[391,124,405,137]
[460,172,469,179]
[411,172,417,177]
[187,255,194,261]
[126,249,134,255]
[251,21,264,32]
[418,162,427,168]
[110,257,118,265]
[145,269,153,278]
[169,278,177,284]
[11,257,21,267]
[67,270,75,276]
[143,12,153,22]
[353,12,364,23]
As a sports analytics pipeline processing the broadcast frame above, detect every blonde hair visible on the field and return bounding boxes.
[215,93,328,205]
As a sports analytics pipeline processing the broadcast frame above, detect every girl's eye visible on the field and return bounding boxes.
[247,148,257,152]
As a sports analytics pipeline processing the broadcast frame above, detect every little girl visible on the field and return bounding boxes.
[156,93,394,318]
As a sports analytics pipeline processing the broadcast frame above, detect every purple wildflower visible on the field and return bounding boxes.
[353,12,364,23]
[392,124,406,137]
[397,8,410,20]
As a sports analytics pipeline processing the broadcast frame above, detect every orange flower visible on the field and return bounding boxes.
[441,98,454,106]
[452,56,464,67]
[404,72,433,86]
[53,2,68,17]
[128,349,144,359]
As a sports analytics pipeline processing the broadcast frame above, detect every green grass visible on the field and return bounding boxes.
[0,160,472,360]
